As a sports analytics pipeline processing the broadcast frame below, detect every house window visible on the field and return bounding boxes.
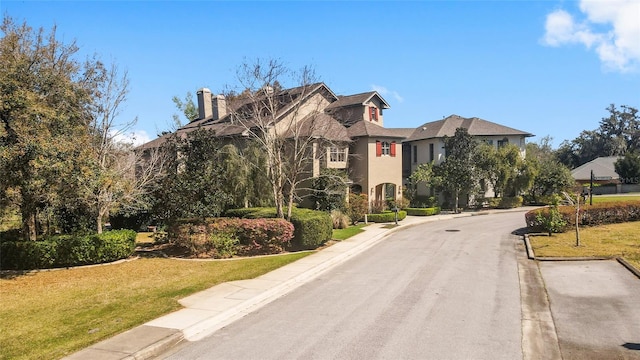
[369,106,378,121]
[329,147,346,162]
[412,145,417,163]
[376,141,396,157]
[429,143,434,162]
[381,141,390,155]
[498,138,509,148]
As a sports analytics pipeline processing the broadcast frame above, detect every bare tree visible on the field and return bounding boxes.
[227,59,338,219]
[84,62,167,233]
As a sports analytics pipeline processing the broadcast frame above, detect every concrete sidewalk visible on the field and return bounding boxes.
[63,209,527,360]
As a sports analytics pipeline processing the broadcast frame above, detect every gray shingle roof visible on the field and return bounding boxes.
[347,121,414,139]
[326,91,390,110]
[405,114,533,141]
[571,156,621,180]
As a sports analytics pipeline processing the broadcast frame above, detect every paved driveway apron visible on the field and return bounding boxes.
[163,212,525,360]
[539,260,640,359]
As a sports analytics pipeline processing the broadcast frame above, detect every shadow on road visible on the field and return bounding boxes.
[623,343,640,351]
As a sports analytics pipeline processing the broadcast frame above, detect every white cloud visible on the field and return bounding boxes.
[111,129,152,147]
[371,84,404,103]
[542,0,640,72]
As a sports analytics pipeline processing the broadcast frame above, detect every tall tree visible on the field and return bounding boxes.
[0,16,95,240]
[170,92,198,130]
[432,128,480,213]
[153,128,231,223]
[615,151,640,184]
[228,59,330,220]
[556,104,639,168]
[526,138,574,202]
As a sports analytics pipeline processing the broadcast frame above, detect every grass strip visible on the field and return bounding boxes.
[0,252,310,360]
[529,221,640,270]
[332,223,368,241]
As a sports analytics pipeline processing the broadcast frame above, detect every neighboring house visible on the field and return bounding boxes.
[571,156,640,194]
[140,83,534,210]
[402,115,533,203]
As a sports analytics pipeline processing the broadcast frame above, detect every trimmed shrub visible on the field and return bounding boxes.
[497,196,523,209]
[525,200,640,233]
[405,207,441,216]
[223,207,333,250]
[367,210,407,223]
[289,209,333,250]
[0,230,136,270]
[169,217,294,257]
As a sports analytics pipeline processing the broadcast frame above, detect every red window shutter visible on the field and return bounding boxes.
[369,107,373,121]
[376,141,382,157]
[390,141,396,157]
[375,108,379,121]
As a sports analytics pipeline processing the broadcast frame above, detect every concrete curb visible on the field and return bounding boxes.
[523,234,640,277]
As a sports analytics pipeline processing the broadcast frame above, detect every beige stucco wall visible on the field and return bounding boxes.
[272,92,332,135]
[407,135,528,198]
[349,137,403,205]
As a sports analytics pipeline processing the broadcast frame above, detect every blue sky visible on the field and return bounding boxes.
[2,0,639,148]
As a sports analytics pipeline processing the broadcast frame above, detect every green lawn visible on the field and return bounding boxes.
[589,194,640,203]
[0,252,311,360]
[332,223,368,240]
[529,221,640,270]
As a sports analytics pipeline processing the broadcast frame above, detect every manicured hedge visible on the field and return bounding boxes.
[404,207,441,216]
[224,207,333,250]
[0,230,136,270]
[525,200,640,232]
[497,196,523,209]
[367,210,407,223]
[168,217,294,257]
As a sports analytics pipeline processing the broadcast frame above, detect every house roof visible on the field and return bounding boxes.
[283,113,351,142]
[571,156,621,181]
[326,91,390,110]
[406,114,533,141]
[347,120,414,139]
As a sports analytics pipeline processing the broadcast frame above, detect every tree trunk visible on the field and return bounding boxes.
[20,194,37,241]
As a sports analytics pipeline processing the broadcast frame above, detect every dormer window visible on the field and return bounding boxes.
[369,106,378,122]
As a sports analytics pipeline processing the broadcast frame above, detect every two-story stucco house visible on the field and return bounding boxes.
[402,114,533,203]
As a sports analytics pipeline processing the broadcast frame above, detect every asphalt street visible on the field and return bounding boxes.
[162,212,526,359]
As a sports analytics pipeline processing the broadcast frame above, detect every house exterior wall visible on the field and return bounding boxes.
[273,93,332,135]
[405,135,528,199]
[350,137,403,208]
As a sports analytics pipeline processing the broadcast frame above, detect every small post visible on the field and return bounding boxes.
[394,207,399,225]
[590,169,594,205]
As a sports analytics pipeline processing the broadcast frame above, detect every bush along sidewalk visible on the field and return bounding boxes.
[224,207,333,250]
[0,230,136,270]
[366,210,407,223]
[404,207,441,216]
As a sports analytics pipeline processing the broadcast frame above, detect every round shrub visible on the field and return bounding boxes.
[0,230,136,270]
[289,209,333,250]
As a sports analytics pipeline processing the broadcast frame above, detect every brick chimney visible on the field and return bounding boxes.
[196,88,213,119]
[212,94,227,120]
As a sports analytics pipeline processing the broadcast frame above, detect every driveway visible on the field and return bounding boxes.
[539,260,640,360]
